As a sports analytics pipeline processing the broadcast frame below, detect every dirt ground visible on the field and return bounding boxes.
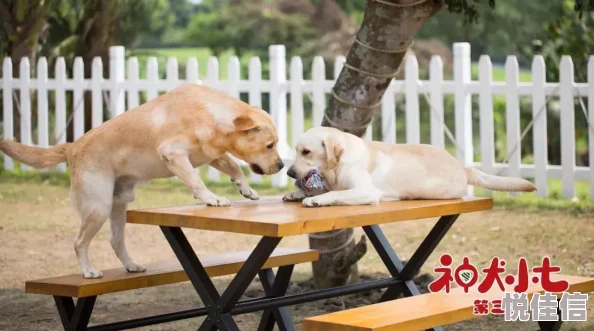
[0,180,593,331]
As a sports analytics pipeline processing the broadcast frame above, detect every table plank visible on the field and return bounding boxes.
[127,196,493,237]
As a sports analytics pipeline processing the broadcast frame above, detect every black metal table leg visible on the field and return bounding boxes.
[160,226,223,331]
[362,225,421,298]
[258,266,296,331]
[54,296,75,330]
[538,320,563,331]
[538,302,563,331]
[161,226,283,331]
[400,215,459,280]
[214,237,281,330]
[363,216,461,331]
[53,295,97,331]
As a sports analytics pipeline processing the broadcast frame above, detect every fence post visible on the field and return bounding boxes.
[381,80,396,144]
[429,56,444,149]
[248,57,263,184]
[186,57,199,84]
[206,57,221,182]
[19,58,32,171]
[126,57,139,110]
[589,56,594,199]
[290,56,304,147]
[559,56,575,198]
[73,57,85,140]
[37,58,49,149]
[505,56,521,197]
[312,56,325,127]
[109,46,125,118]
[165,57,179,92]
[92,57,104,128]
[405,55,420,144]
[269,45,289,187]
[478,55,494,197]
[146,57,159,101]
[2,58,14,170]
[532,56,548,197]
[55,58,66,172]
[453,42,473,196]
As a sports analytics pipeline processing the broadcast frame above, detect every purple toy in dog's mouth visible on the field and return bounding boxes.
[294,169,325,192]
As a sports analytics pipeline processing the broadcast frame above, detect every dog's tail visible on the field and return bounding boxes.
[0,140,72,169]
[465,167,536,192]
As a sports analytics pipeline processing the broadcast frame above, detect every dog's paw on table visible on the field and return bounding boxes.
[283,191,307,202]
[302,197,326,207]
[202,195,231,207]
[239,185,260,200]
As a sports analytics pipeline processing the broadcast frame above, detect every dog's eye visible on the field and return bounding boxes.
[267,143,274,149]
[302,149,310,156]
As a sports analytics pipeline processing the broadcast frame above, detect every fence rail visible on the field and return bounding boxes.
[1,43,593,199]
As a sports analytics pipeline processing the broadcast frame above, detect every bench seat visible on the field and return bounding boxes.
[26,247,319,298]
[303,273,594,331]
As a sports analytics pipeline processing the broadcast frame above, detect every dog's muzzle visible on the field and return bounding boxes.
[287,167,296,179]
[251,164,264,175]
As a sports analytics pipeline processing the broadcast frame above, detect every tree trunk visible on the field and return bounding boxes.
[81,0,115,136]
[311,0,444,288]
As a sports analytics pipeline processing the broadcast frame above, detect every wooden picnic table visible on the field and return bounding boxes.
[127,196,493,331]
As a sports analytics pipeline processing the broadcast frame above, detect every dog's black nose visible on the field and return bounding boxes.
[287,167,296,179]
[278,162,285,171]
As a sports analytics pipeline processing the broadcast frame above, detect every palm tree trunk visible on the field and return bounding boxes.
[311,0,444,288]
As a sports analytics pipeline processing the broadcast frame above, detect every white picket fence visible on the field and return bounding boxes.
[1,43,593,199]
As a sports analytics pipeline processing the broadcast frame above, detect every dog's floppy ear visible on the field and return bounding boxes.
[323,135,344,169]
[233,114,258,132]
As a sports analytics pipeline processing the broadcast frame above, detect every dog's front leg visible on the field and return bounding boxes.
[283,189,307,202]
[302,188,381,207]
[210,154,259,200]
[159,145,230,206]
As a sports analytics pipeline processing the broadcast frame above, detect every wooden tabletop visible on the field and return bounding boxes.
[127,196,493,237]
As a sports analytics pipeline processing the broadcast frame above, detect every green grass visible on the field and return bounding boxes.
[128,47,256,79]
[129,47,534,83]
[471,63,532,82]
[475,179,594,213]
[2,168,592,213]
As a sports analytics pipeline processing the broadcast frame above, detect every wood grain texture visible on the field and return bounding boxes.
[127,196,493,237]
[25,248,318,298]
[302,274,594,331]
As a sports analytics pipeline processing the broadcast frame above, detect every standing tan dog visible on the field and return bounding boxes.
[0,83,284,278]
[284,127,535,207]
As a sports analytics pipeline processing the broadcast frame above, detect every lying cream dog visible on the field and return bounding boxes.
[284,127,535,207]
[0,83,284,278]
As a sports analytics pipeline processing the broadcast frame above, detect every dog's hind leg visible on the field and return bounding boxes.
[109,201,146,273]
[70,171,114,279]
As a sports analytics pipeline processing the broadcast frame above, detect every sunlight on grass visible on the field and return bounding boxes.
[129,47,256,79]
[475,179,594,213]
[1,168,592,213]
[471,63,533,82]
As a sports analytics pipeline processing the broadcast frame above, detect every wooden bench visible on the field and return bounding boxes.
[26,248,318,331]
[303,274,594,331]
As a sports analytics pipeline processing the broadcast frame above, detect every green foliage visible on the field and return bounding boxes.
[574,0,594,15]
[44,0,174,58]
[524,11,594,83]
[420,1,568,62]
[444,0,495,23]
[444,0,591,24]
[185,3,315,58]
